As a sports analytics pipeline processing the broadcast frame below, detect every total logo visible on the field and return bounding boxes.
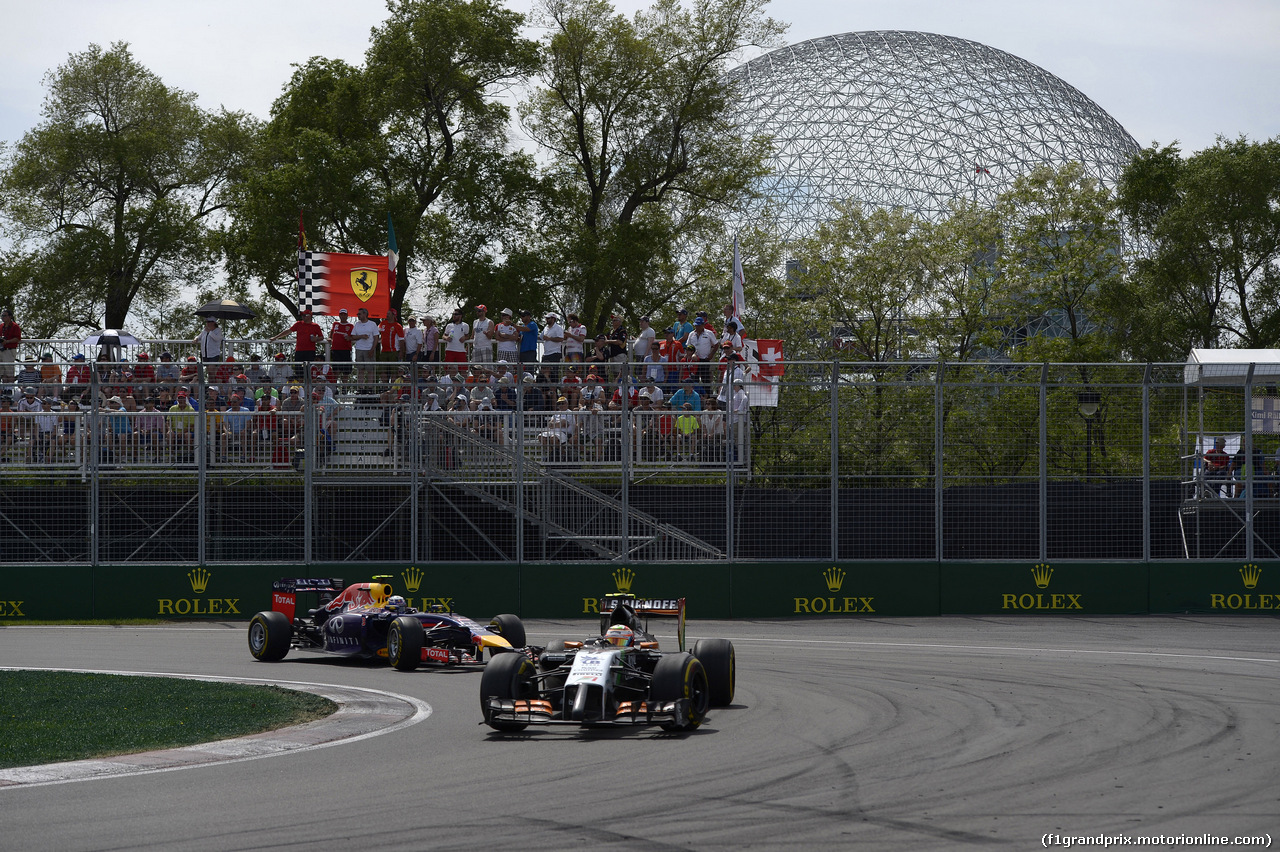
[1000,564,1083,611]
[794,567,876,614]
[1210,564,1277,610]
[158,568,241,616]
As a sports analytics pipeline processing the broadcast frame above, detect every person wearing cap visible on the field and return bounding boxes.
[538,393,576,452]
[675,400,701,461]
[167,388,197,458]
[494,309,519,363]
[516,309,539,368]
[15,355,41,391]
[195,317,224,363]
[0,308,20,382]
[270,308,324,378]
[467,305,494,364]
[329,308,354,379]
[220,389,252,463]
[104,395,133,462]
[670,307,693,342]
[542,312,565,375]
[155,352,180,383]
[579,372,604,407]
[585,334,611,374]
[633,315,656,364]
[719,319,744,359]
[668,375,702,411]
[350,307,379,388]
[378,307,405,380]
[132,352,155,389]
[65,353,92,388]
[31,395,59,463]
[134,396,163,460]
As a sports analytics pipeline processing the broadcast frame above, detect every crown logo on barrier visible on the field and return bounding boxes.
[1032,564,1053,589]
[188,568,211,594]
[1240,564,1262,590]
[613,567,635,593]
[823,567,846,592]
[401,566,424,593]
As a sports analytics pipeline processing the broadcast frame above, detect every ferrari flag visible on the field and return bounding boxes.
[298,251,395,317]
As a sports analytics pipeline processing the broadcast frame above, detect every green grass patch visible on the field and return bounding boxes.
[0,671,337,769]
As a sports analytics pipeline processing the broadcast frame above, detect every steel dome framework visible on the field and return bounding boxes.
[728,31,1140,241]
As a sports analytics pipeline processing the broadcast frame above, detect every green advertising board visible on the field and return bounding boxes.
[0,564,94,620]
[940,562,1148,615]
[1149,561,1280,614]
[728,562,940,617]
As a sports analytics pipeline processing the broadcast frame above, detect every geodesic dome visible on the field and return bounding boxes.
[728,31,1140,241]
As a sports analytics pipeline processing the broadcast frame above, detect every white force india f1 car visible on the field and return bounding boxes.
[480,593,735,732]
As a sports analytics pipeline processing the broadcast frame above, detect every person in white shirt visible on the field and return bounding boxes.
[443,309,469,365]
[495,308,520,363]
[195,319,224,362]
[640,378,664,407]
[542,313,566,375]
[633,315,656,363]
[719,319,744,358]
[350,307,379,387]
[564,314,587,362]
[403,316,426,369]
[468,305,494,364]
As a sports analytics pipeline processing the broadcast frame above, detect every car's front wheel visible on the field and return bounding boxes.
[650,652,709,731]
[388,616,424,672]
[248,611,291,662]
[480,650,537,731]
[488,613,526,650]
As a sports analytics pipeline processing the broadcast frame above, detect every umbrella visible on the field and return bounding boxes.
[196,299,257,321]
[82,329,143,348]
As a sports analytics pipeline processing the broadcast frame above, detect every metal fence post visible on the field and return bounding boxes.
[935,360,945,562]
[197,372,206,567]
[89,369,99,568]
[621,362,631,560]
[516,377,524,564]
[303,372,313,567]
[1245,363,1256,561]
[830,359,839,562]
[1039,362,1048,563]
[1142,363,1152,562]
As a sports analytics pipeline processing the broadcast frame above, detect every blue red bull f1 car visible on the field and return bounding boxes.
[248,577,526,671]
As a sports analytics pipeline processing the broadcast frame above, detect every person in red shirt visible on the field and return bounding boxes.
[378,308,405,382]
[212,355,235,385]
[329,308,353,381]
[0,308,20,382]
[132,352,156,387]
[66,354,92,388]
[270,308,325,379]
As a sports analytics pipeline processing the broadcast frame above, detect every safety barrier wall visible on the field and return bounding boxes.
[3,561,1277,620]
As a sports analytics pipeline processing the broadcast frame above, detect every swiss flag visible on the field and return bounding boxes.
[754,339,784,379]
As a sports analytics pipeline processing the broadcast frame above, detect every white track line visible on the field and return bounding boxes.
[0,667,432,789]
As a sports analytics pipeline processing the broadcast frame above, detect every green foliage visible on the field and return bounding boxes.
[522,0,785,332]
[1114,136,1280,359]
[220,0,543,319]
[0,671,335,768]
[0,43,256,334]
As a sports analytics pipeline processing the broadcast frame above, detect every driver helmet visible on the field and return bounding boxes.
[604,624,635,647]
[386,595,407,613]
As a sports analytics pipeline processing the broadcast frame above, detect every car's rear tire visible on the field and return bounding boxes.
[488,613,526,649]
[248,611,291,662]
[650,652,709,731]
[388,616,424,671]
[692,638,735,707]
[480,650,537,731]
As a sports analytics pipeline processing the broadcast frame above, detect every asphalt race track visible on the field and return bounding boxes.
[1,617,1277,851]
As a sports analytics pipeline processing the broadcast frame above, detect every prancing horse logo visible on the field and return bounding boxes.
[350,268,378,302]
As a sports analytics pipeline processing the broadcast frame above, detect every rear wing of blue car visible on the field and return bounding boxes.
[599,593,687,651]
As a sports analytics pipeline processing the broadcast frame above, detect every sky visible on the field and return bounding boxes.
[0,0,1276,156]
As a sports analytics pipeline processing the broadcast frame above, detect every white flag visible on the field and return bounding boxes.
[730,236,746,333]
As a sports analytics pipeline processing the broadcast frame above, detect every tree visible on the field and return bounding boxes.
[1113,136,1280,359]
[521,0,785,332]
[995,162,1123,363]
[0,42,255,334]
[221,0,543,319]
[916,200,1007,361]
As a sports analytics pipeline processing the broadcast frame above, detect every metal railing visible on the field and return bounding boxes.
[2,356,1276,565]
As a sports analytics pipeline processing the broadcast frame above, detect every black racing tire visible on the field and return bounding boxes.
[692,638,736,707]
[388,616,424,672]
[488,613,526,649]
[248,611,291,662]
[650,652,709,731]
[480,650,537,732]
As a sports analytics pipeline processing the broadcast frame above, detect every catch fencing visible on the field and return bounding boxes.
[0,357,1267,565]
